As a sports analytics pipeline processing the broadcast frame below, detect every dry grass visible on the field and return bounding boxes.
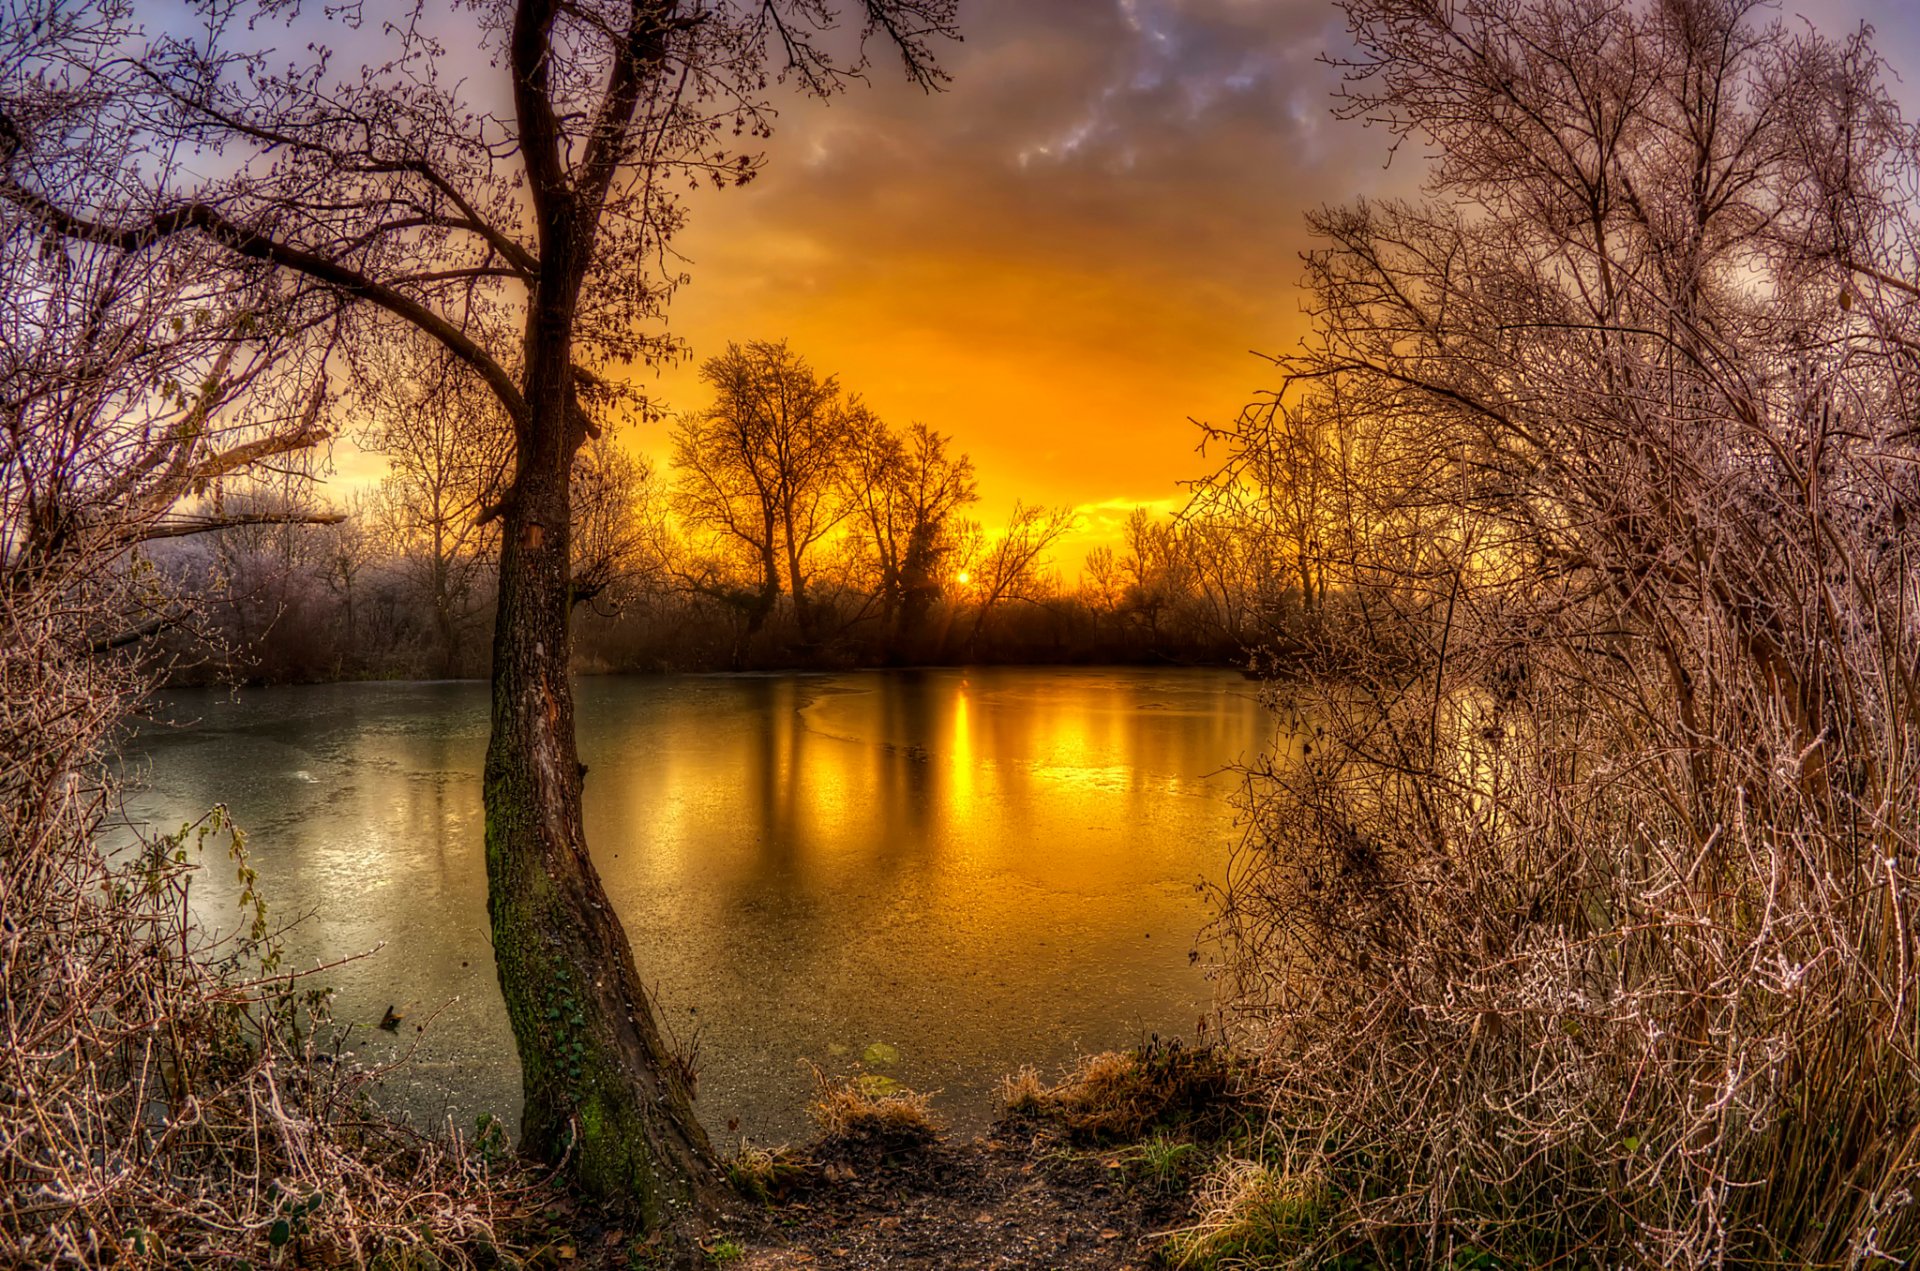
[0,517,538,1265]
[1160,1158,1329,1270]
[805,1068,941,1153]
[726,1142,811,1205]
[996,1065,1047,1117]
[0,791,542,1267]
[1001,1042,1236,1142]
[1196,4,1920,1265]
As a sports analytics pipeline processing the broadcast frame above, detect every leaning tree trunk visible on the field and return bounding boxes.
[482,350,724,1229]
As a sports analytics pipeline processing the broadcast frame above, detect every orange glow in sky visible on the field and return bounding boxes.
[326,0,1920,573]
[620,0,1387,571]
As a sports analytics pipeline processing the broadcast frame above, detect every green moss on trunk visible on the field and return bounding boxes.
[482,386,724,1238]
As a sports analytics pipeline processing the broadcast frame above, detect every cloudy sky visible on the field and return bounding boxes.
[612,0,1920,567]
[633,0,1390,562]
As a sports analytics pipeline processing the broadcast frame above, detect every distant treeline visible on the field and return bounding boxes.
[155,340,1318,682]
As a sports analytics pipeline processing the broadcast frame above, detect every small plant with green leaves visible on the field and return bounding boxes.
[625,1233,670,1271]
[473,1112,510,1170]
[264,1181,328,1257]
[1126,1130,1201,1195]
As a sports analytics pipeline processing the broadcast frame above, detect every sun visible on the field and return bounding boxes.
[955,570,971,586]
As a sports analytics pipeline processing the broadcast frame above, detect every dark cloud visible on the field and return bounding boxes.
[701,0,1389,292]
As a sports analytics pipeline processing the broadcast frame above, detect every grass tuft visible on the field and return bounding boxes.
[806,1066,941,1154]
[997,1064,1047,1117]
[1005,1040,1235,1142]
[704,1237,745,1264]
[725,1141,811,1204]
[1160,1158,1328,1269]
[1127,1129,1202,1195]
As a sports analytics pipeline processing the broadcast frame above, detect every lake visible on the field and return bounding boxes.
[121,667,1275,1145]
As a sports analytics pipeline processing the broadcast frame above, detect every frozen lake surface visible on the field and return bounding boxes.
[124,667,1274,1144]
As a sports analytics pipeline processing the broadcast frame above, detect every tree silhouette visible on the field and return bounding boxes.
[0,0,955,1232]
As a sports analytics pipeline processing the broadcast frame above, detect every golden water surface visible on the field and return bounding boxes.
[126,667,1275,1140]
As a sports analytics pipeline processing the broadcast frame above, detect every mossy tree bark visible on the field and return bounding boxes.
[484,399,724,1227]
[480,0,724,1227]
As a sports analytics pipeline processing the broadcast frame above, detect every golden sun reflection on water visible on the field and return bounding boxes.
[949,678,976,817]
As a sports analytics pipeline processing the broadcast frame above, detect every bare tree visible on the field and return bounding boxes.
[1201,393,1336,613]
[961,501,1076,652]
[1171,499,1261,645]
[356,340,510,677]
[0,12,519,1258]
[316,490,383,664]
[0,0,957,1226]
[670,340,855,644]
[1213,1,1920,1263]
[1187,381,1383,648]
[190,477,346,678]
[1079,543,1125,623]
[843,414,976,644]
[1115,507,1195,646]
[0,125,334,625]
[572,435,668,612]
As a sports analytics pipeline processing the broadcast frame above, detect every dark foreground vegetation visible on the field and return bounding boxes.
[0,0,971,1260]
[488,1042,1258,1271]
[1207,0,1920,1264]
[718,1044,1249,1271]
[10,0,1920,1266]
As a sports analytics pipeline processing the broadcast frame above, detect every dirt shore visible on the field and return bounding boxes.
[731,1123,1186,1270]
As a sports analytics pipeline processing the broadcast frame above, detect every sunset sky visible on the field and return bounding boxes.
[637,0,1396,568]
[324,0,1920,572]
